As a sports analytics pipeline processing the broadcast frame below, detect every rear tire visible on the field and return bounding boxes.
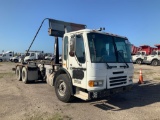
[136,59,142,64]
[22,67,28,84]
[14,59,18,63]
[55,74,73,103]
[16,66,22,81]
[0,59,2,62]
[151,60,158,66]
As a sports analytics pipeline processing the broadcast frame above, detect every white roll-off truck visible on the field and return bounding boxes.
[14,18,134,102]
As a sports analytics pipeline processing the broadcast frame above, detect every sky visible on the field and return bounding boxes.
[0,0,160,53]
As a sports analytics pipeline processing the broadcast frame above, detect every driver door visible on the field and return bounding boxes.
[68,34,87,89]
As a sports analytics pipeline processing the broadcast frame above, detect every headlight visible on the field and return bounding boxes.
[88,80,103,87]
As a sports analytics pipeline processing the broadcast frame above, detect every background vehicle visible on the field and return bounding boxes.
[0,51,13,62]
[14,18,133,102]
[10,53,25,63]
[44,53,54,60]
[143,44,160,66]
[24,51,44,62]
[132,45,155,64]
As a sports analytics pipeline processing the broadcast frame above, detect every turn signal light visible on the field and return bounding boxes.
[88,80,103,87]
[88,81,94,87]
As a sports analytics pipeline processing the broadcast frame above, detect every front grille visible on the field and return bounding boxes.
[109,76,127,87]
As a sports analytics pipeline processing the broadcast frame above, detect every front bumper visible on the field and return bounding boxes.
[89,85,132,99]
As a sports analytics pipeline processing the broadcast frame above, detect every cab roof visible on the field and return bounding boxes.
[65,29,128,39]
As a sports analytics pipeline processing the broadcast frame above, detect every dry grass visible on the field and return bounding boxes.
[26,113,72,120]
[133,69,156,79]
[0,72,14,79]
[153,77,160,80]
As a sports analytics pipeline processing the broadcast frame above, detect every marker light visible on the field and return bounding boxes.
[88,80,103,87]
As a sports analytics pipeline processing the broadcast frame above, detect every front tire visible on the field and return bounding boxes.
[22,67,28,84]
[136,59,142,64]
[16,66,22,81]
[14,59,18,63]
[55,74,73,102]
[151,60,158,66]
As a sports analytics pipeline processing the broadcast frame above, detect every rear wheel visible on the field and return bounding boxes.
[55,74,73,102]
[14,59,18,63]
[16,66,22,81]
[151,60,158,66]
[0,59,2,62]
[22,67,28,84]
[136,59,142,64]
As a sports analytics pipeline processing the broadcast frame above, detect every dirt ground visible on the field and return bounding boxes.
[0,62,160,120]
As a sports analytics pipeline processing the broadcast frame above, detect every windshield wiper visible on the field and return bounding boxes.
[117,50,129,68]
[100,56,113,69]
[106,63,112,69]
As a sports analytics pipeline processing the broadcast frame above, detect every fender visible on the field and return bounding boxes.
[151,58,160,64]
[151,58,159,63]
[53,68,74,95]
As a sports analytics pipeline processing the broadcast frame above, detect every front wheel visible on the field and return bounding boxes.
[151,60,158,66]
[136,59,142,64]
[55,74,73,102]
[14,59,18,63]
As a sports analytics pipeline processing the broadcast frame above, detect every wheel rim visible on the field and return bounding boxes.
[16,69,19,78]
[58,80,66,97]
[22,71,25,81]
[137,60,141,64]
[154,61,157,66]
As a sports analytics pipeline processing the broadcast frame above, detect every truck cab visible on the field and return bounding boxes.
[24,51,44,62]
[132,51,146,64]
[10,53,25,63]
[0,51,13,62]
[143,44,160,66]
[132,45,154,64]
[59,30,133,94]
[143,50,160,66]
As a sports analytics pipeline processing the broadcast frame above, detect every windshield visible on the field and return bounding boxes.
[151,51,157,55]
[26,53,30,56]
[136,52,141,55]
[114,37,132,62]
[87,33,132,63]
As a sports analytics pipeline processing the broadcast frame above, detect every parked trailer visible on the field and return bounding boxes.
[143,44,160,66]
[14,18,134,102]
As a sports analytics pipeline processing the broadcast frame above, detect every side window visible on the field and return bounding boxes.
[10,54,12,56]
[31,53,35,56]
[75,35,85,63]
[142,52,145,55]
[63,36,68,60]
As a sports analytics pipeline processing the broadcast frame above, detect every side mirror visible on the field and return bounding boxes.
[69,51,75,57]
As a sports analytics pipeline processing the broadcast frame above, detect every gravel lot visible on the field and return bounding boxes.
[0,62,160,120]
